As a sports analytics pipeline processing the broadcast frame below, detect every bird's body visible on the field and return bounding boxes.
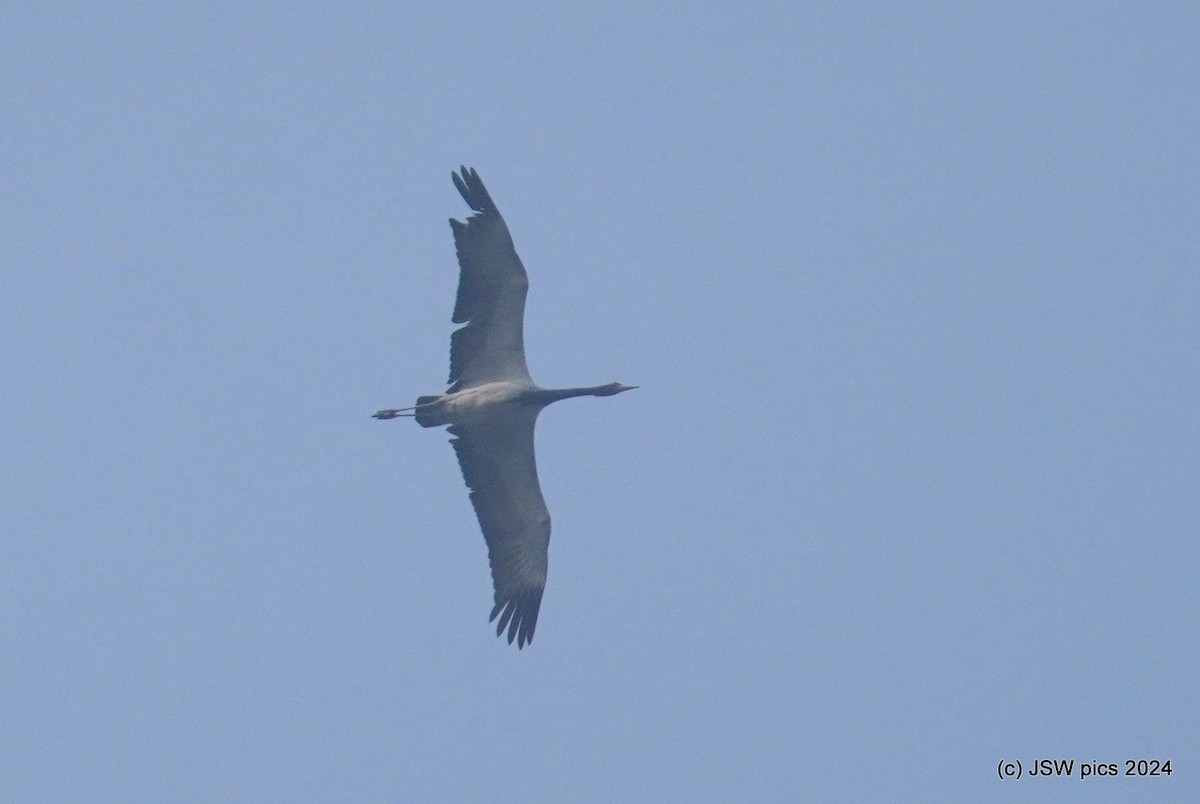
[409,381,526,428]
[374,167,635,648]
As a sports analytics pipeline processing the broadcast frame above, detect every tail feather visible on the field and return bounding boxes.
[414,395,444,428]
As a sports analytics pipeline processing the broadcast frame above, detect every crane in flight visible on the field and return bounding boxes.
[374,167,636,648]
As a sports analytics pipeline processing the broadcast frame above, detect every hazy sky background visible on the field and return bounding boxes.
[3,4,1196,801]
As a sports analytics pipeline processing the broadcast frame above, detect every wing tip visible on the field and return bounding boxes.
[488,585,545,649]
[451,168,470,208]
[451,165,494,213]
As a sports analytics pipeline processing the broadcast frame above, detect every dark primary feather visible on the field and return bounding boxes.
[447,166,532,392]
[448,408,550,649]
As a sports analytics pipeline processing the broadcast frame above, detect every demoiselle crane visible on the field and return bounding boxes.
[374,167,636,648]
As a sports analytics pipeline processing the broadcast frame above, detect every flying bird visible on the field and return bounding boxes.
[374,167,636,648]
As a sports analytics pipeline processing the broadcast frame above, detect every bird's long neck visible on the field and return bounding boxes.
[522,386,608,407]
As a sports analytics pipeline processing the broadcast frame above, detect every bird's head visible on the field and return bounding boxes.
[594,382,638,396]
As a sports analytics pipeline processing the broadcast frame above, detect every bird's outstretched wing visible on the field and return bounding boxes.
[448,407,549,648]
[446,167,533,392]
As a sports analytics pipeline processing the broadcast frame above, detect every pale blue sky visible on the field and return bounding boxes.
[2,4,1197,801]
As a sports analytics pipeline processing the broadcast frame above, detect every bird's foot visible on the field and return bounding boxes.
[372,409,413,420]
